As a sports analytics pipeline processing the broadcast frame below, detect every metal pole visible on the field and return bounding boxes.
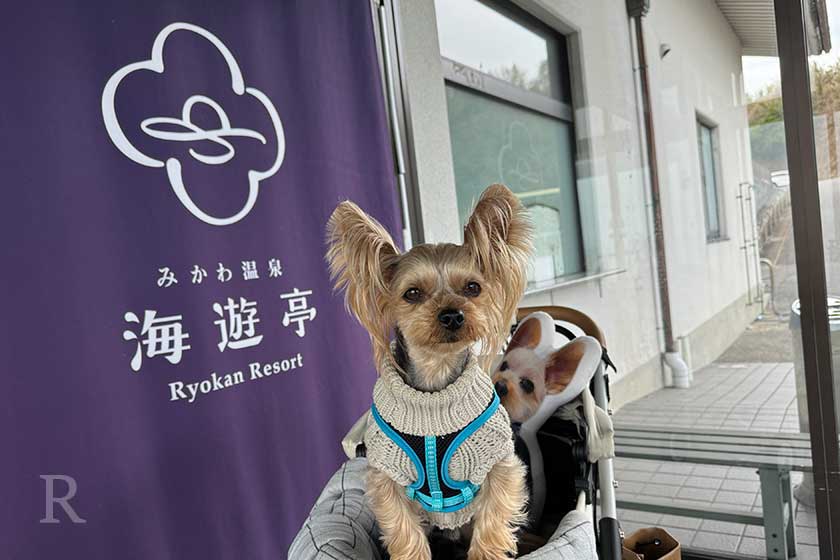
[748,183,765,312]
[633,14,676,354]
[760,258,780,317]
[737,182,754,304]
[377,2,413,250]
[773,0,840,556]
[592,366,621,560]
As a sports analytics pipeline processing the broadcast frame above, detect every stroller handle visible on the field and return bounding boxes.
[517,306,606,347]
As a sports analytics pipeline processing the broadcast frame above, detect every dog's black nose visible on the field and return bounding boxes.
[437,308,465,331]
[494,380,508,397]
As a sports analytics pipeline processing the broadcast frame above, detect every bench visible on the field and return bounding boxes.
[613,424,812,560]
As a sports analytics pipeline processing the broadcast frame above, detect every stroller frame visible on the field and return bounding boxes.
[515,306,622,560]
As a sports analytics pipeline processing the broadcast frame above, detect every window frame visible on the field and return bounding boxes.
[696,115,726,241]
[441,58,573,123]
[436,0,586,283]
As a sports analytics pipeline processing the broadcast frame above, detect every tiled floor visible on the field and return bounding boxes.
[613,361,820,558]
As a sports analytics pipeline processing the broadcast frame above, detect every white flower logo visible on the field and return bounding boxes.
[101,22,285,226]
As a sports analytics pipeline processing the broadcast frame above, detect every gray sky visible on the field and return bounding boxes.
[434,0,548,80]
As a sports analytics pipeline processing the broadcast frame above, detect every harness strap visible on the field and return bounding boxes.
[370,392,500,513]
[424,436,443,510]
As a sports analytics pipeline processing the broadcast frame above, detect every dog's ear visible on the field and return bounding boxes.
[463,184,532,281]
[463,184,533,357]
[505,316,542,355]
[326,201,399,365]
[544,339,588,394]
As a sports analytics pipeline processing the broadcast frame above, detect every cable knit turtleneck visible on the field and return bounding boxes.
[364,354,515,529]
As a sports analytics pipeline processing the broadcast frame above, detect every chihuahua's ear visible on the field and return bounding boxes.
[506,316,542,355]
[326,201,399,364]
[463,185,533,355]
[544,339,588,394]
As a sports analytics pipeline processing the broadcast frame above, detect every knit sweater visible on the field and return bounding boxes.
[364,353,515,529]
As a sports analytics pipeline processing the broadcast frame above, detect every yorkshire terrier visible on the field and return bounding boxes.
[326,185,533,560]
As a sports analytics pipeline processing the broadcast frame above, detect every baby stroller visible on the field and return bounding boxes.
[289,305,623,560]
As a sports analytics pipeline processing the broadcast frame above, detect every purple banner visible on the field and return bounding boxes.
[0,2,400,557]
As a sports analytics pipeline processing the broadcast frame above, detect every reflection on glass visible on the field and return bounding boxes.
[806,1,840,514]
[528,204,565,281]
[697,122,721,238]
[444,84,583,281]
[736,1,840,550]
[433,0,558,98]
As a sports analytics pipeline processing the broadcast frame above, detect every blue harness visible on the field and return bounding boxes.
[370,392,500,513]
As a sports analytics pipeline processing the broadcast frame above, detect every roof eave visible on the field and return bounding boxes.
[715,0,831,57]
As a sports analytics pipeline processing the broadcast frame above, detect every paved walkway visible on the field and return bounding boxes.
[613,361,819,559]
[608,183,840,557]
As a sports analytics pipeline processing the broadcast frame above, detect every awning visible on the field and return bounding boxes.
[715,0,831,56]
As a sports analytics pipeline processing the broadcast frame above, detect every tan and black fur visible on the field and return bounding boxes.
[326,185,533,560]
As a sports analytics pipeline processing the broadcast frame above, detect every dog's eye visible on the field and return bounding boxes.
[402,288,423,303]
[499,361,509,372]
[519,379,535,393]
[463,281,482,297]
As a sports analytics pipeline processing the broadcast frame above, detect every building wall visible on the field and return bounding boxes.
[644,0,759,340]
[395,0,757,403]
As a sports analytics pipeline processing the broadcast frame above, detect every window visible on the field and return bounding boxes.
[697,119,723,240]
[434,0,583,284]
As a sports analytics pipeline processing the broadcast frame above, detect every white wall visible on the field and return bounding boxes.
[645,0,757,339]
[512,0,663,394]
[395,0,462,244]
[396,0,756,401]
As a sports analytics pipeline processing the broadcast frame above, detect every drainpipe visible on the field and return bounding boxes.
[628,0,691,388]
